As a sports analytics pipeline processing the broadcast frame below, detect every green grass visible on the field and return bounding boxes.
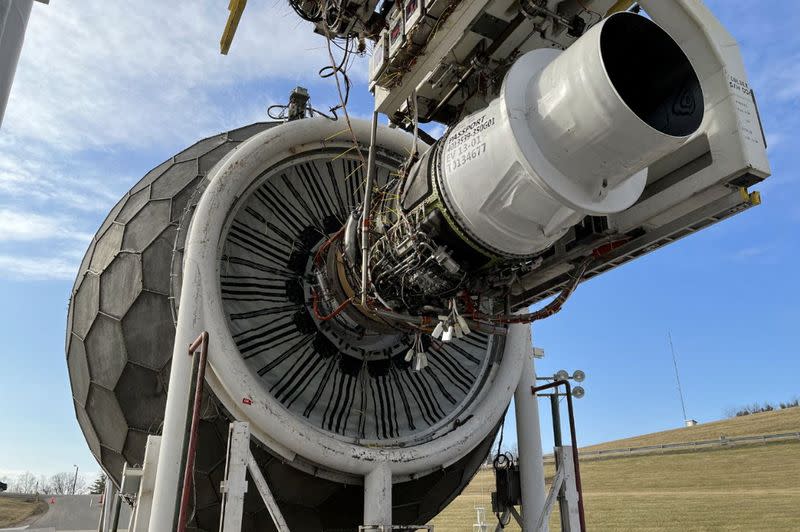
[582,407,800,452]
[0,494,48,527]
[429,408,800,531]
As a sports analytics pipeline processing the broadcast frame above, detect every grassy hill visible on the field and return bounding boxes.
[0,494,48,527]
[429,407,800,531]
[583,406,800,452]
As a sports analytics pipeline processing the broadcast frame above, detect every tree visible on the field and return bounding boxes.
[15,472,37,494]
[49,472,73,495]
[73,475,87,495]
[38,475,52,495]
[90,474,106,495]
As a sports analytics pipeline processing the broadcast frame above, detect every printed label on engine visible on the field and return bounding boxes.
[444,114,495,172]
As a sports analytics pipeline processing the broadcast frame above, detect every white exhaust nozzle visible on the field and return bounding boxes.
[435,12,704,257]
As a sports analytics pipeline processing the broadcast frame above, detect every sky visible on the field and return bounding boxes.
[0,0,798,484]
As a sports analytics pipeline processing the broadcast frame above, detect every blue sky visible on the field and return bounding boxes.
[0,1,797,483]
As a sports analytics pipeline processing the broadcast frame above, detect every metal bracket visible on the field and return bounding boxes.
[219,421,290,532]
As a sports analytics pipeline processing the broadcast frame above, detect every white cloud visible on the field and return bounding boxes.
[0,139,124,212]
[0,208,92,242]
[0,1,369,281]
[0,253,79,280]
[4,1,358,153]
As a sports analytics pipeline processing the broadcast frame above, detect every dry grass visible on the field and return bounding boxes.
[0,494,48,527]
[429,408,800,531]
[582,407,800,452]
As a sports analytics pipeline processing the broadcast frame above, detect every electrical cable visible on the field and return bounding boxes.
[493,258,591,324]
[322,31,366,167]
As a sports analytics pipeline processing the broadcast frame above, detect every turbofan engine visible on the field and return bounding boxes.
[66,11,704,531]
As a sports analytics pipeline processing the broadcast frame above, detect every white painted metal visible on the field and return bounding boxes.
[557,447,580,531]
[609,0,770,232]
[514,337,547,531]
[100,480,114,532]
[474,506,488,532]
[0,0,33,128]
[120,463,142,498]
[245,447,290,531]
[437,13,704,257]
[216,421,290,531]
[148,309,196,530]
[364,463,393,527]
[535,446,580,532]
[131,435,161,532]
[536,465,563,532]
[219,422,250,532]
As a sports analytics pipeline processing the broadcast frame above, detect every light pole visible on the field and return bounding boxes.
[72,464,79,495]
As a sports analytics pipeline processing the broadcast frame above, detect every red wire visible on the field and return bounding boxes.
[311,289,353,321]
[314,226,345,267]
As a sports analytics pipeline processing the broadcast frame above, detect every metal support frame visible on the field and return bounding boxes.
[219,421,289,532]
[536,447,580,532]
[533,380,586,531]
[550,395,571,529]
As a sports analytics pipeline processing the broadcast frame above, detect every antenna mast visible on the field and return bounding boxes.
[668,332,688,423]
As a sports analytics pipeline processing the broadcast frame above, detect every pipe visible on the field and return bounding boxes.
[514,341,547,531]
[363,463,392,526]
[533,380,586,531]
[177,331,210,532]
[550,394,562,447]
[360,110,379,305]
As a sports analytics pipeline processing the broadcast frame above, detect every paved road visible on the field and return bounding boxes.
[1,494,131,532]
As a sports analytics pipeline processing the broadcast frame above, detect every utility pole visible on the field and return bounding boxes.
[72,464,79,495]
[668,332,688,424]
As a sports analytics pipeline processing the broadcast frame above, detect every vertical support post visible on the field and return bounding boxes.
[0,0,34,128]
[105,482,119,532]
[515,336,547,531]
[550,395,562,448]
[131,435,161,532]
[551,395,568,531]
[109,492,122,532]
[149,331,208,531]
[219,422,250,532]
[363,462,392,527]
[360,110,379,305]
[556,447,581,531]
[99,480,114,532]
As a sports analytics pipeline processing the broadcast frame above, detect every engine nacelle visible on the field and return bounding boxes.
[434,12,703,258]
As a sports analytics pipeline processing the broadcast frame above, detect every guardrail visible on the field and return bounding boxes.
[542,431,800,462]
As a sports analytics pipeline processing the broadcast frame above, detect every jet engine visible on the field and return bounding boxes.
[66,5,768,531]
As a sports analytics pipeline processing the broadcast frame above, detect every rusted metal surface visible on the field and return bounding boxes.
[177,331,209,532]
